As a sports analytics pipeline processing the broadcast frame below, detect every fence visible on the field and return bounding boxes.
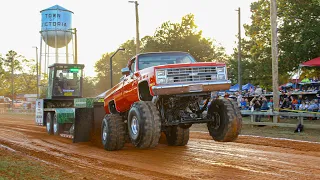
[0,108,35,115]
[241,110,320,129]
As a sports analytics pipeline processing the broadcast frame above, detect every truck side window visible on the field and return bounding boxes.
[130,59,136,73]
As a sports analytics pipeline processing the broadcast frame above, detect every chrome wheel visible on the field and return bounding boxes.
[46,120,51,132]
[103,123,108,141]
[46,112,53,135]
[130,116,139,139]
[53,115,58,133]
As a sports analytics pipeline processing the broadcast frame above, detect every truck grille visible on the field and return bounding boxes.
[167,67,217,83]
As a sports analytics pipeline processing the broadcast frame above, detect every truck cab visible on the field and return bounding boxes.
[47,63,84,99]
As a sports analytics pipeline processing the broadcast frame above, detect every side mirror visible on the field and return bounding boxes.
[121,67,130,75]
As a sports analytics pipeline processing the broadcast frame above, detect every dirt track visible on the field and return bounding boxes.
[1,115,320,179]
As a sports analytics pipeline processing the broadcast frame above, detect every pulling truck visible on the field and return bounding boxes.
[36,51,242,151]
[101,51,241,150]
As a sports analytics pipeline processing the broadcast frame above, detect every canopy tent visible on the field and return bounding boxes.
[279,82,297,90]
[242,83,255,91]
[229,84,239,92]
[229,83,255,91]
[300,56,320,67]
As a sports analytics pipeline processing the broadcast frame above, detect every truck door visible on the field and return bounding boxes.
[122,58,139,108]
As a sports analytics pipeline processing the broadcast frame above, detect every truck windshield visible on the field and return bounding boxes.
[53,68,82,97]
[138,53,196,70]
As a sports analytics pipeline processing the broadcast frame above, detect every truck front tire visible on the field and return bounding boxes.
[128,101,161,149]
[207,99,242,142]
[101,114,126,151]
[165,126,189,146]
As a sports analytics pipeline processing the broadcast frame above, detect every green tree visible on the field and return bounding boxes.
[278,0,320,73]
[0,50,22,96]
[229,0,320,89]
[94,14,229,92]
[0,50,38,96]
[83,77,98,97]
[94,40,135,93]
[142,14,228,62]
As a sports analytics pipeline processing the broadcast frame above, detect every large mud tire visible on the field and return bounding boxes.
[165,126,189,146]
[101,114,126,151]
[230,99,243,135]
[53,113,64,136]
[46,112,53,135]
[207,98,242,142]
[128,101,161,149]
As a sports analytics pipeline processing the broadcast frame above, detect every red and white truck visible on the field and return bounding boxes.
[101,51,242,150]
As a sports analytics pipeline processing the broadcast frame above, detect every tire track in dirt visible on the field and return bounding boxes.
[1,116,320,179]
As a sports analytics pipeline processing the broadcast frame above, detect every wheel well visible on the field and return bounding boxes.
[108,100,118,114]
[138,81,153,101]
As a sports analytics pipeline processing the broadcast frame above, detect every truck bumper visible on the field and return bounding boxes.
[151,80,231,96]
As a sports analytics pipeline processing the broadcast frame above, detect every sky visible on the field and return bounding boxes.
[0,0,256,77]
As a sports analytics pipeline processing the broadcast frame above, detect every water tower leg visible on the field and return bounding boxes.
[55,31,58,63]
[65,31,69,64]
[71,30,74,64]
[74,28,78,64]
[47,44,50,74]
[44,33,48,74]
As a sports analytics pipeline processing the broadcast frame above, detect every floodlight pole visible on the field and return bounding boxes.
[33,46,39,99]
[110,48,125,88]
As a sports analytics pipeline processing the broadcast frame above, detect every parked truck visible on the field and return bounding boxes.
[36,51,242,151]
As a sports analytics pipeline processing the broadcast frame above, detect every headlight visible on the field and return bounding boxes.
[157,70,166,77]
[211,74,217,80]
[217,67,225,73]
[157,78,166,84]
[167,77,174,83]
[156,69,167,84]
[218,74,225,80]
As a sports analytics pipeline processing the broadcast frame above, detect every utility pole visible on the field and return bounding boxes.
[271,0,279,122]
[129,1,140,54]
[236,7,242,92]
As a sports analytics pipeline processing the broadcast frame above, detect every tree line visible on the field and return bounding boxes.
[1,0,319,98]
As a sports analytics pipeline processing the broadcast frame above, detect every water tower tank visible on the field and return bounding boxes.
[40,5,73,48]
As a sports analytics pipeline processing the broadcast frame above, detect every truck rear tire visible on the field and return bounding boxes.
[101,114,125,151]
[46,112,53,135]
[230,100,242,135]
[207,98,241,142]
[53,113,64,136]
[165,126,189,146]
[128,101,161,149]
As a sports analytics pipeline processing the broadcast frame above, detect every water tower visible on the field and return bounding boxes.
[39,5,77,74]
